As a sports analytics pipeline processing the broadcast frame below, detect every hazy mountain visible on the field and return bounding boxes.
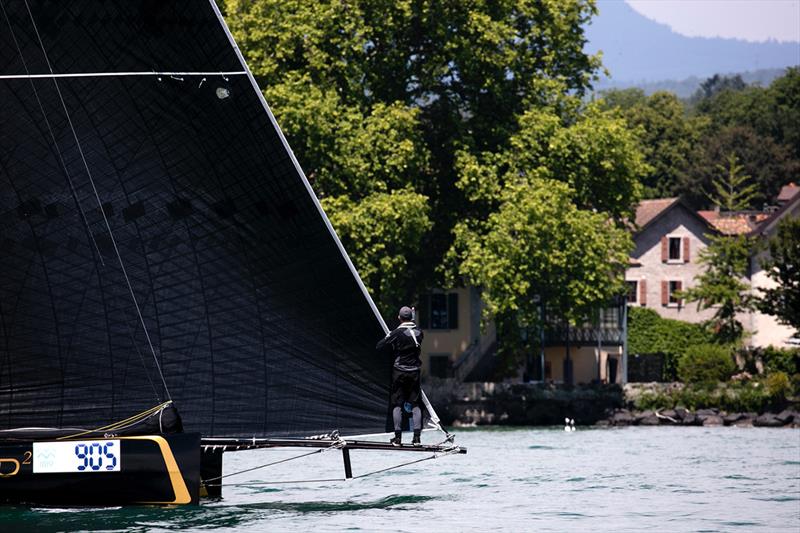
[585,0,799,86]
[593,68,790,99]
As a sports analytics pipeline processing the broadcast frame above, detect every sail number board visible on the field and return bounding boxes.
[33,441,121,473]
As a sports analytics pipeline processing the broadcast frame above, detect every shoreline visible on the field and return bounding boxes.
[426,380,799,428]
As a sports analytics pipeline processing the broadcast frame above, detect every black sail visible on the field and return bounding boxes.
[0,0,392,437]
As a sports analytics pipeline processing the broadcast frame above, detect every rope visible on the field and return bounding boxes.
[56,402,172,440]
[21,0,172,401]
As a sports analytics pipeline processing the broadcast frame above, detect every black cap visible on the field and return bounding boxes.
[398,306,413,321]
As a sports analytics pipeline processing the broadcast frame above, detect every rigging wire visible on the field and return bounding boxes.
[0,0,103,262]
[203,447,461,488]
[20,0,172,401]
[201,440,344,485]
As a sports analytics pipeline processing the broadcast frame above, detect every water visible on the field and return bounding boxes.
[2,427,799,532]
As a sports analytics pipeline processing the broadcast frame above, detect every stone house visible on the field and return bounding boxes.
[626,198,718,322]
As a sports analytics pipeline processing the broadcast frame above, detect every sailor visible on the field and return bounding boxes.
[376,305,424,446]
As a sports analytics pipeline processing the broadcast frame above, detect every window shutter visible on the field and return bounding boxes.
[661,281,668,306]
[683,237,690,263]
[639,280,647,305]
[661,237,668,262]
[447,293,459,329]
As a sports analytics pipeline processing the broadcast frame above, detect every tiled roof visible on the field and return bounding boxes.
[635,198,678,228]
[698,210,770,235]
[777,182,799,203]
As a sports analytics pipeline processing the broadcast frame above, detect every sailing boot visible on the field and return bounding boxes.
[389,431,402,446]
[412,430,421,446]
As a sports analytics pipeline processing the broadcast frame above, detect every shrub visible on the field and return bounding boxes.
[628,307,716,380]
[765,371,792,400]
[678,344,736,385]
[761,346,800,375]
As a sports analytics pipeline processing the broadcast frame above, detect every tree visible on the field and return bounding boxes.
[224,0,604,305]
[705,153,759,211]
[455,100,646,221]
[681,234,756,344]
[678,125,799,210]
[600,90,707,199]
[324,190,432,315]
[758,217,800,332]
[448,180,632,329]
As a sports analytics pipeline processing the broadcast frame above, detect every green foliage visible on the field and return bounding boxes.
[456,102,646,220]
[632,381,780,413]
[758,217,800,331]
[600,90,707,199]
[678,125,799,209]
[607,68,800,210]
[760,346,800,376]
[681,234,756,344]
[449,179,633,327]
[225,0,607,308]
[627,307,715,379]
[677,344,736,385]
[765,371,792,400]
[323,190,431,315]
[705,153,759,211]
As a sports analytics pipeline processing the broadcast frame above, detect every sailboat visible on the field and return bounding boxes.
[0,0,463,505]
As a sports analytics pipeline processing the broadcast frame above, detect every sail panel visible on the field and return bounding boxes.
[0,0,391,437]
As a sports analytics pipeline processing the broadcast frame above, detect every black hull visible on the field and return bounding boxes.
[0,433,200,505]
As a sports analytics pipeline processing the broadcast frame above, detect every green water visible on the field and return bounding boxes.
[2,427,799,532]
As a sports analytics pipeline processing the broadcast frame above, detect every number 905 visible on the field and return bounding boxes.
[75,442,117,471]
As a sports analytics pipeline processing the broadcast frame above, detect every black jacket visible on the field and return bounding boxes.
[376,321,424,371]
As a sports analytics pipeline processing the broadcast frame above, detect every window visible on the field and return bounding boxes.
[418,292,459,330]
[668,280,683,306]
[429,355,450,378]
[599,307,619,329]
[626,280,638,304]
[662,235,689,263]
[668,237,682,261]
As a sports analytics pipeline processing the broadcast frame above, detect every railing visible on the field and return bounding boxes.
[543,326,624,346]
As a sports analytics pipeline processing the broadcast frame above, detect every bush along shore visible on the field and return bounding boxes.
[426,380,798,428]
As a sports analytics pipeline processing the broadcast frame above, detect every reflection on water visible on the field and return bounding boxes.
[3,427,799,532]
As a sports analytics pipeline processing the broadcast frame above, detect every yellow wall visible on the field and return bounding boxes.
[420,287,478,375]
[543,346,622,384]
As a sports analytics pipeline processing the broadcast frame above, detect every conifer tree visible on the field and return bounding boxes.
[706,153,759,211]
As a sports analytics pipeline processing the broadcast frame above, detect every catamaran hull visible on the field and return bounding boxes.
[0,433,200,505]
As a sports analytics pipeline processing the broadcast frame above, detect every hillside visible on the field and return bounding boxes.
[585,0,799,87]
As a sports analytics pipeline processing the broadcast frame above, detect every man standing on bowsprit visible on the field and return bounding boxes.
[376,306,423,446]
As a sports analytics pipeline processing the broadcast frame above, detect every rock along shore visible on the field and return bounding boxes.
[599,407,800,428]
[424,380,799,428]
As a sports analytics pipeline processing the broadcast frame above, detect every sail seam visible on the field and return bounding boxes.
[21,0,172,401]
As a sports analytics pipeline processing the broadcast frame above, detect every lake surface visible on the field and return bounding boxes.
[3,427,799,532]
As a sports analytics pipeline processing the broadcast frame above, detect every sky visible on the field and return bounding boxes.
[626,0,800,43]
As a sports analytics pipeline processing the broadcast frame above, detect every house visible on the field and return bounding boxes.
[626,198,718,323]
[747,192,800,348]
[418,188,799,384]
[416,286,625,385]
